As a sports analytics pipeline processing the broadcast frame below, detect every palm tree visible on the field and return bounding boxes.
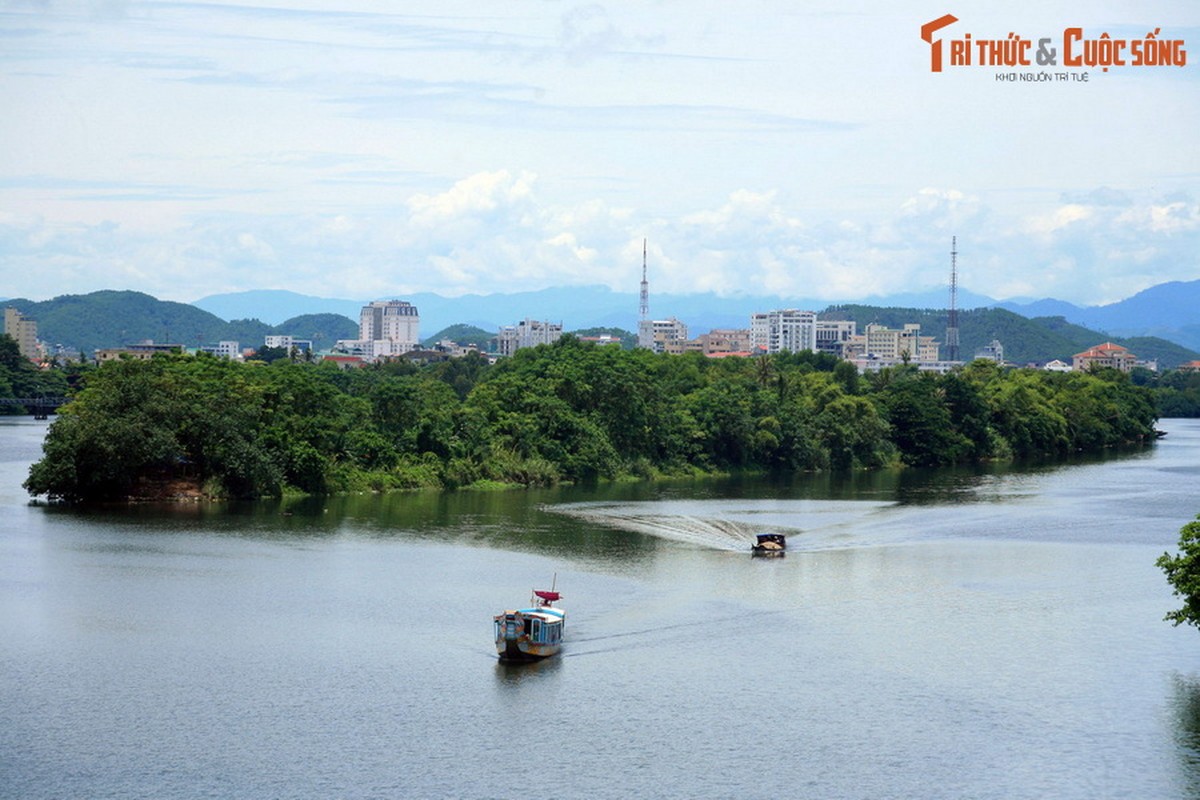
[755,354,775,388]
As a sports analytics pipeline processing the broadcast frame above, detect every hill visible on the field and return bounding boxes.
[271,314,358,347]
[193,285,1001,341]
[423,324,495,348]
[821,305,1199,369]
[194,279,1199,351]
[1000,279,1200,350]
[5,291,355,355]
[11,288,1198,368]
[191,289,363,326]
[5,291,245,356]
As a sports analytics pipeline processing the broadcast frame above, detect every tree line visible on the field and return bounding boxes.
[20,335,1163,503]
[0,335,75,408]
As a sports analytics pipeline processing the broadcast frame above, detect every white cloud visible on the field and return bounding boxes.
[407,170,536,227]
[1,2,1198,311]
[2,176,1198,308]
[1027,204,1093,235]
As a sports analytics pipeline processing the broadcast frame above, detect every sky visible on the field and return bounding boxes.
[1,0,1198,308]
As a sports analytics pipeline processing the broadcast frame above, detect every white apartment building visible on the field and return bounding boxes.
[359,300,420,353]
[637,318,689,353]
[4,307,39,361]
[750,309,817,354]
[335,300,421,361]
[496,319,563,357]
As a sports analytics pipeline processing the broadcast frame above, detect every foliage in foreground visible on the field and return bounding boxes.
[24,337,1159,502]
[1158,515,1200,629]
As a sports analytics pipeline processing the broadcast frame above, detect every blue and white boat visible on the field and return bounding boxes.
[494,583,565,662]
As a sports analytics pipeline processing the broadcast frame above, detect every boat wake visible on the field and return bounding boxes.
[544,499,894,552]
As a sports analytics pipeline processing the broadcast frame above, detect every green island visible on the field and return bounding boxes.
[21,335,1161,503]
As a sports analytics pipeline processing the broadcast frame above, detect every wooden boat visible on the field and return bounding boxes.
[752,533,786,556]
[494,583,566,662]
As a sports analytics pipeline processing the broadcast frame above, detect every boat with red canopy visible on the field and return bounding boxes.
[494,579,566,662]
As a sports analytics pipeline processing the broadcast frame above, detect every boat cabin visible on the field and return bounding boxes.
[752,533,786,556]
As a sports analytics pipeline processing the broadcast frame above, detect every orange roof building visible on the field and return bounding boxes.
[1072,342,1136,373]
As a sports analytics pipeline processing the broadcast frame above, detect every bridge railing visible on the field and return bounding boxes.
[0,397,69,419]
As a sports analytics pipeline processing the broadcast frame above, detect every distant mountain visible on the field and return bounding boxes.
[6,291,247,355]
[13,282,1198,366]
[822,305,1198,369]
[272,314,358,346]
[193,285,1001,341]
[999,279,1200,350]
[5,291,355,355]
[192,290,363,326]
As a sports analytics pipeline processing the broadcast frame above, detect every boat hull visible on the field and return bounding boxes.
[494,604,566,662]
[497,638,562,662]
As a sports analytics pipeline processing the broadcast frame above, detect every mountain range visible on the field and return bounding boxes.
[3,281,1197,368]
[2,291,357,357]
[191,280,1200,353]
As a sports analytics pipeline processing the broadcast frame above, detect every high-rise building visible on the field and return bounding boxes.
[359,300,420,351]
[3,307,39,361]
[750,309,816,354]
[336,300,421,359]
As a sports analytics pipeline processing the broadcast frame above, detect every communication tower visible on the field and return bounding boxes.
[639,238,649,321]
[946,236,960,362]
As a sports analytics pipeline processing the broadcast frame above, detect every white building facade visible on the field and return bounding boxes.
[843,323,952,372]
[265,335,313,353]
[359,300,420,353]
[750,309,817,354]
[637,318,689,354]
[496,319,563,357]
[199,341,242,360]
[336,300,421,361]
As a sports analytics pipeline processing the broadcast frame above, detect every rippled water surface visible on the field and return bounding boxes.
[2,418,1200,799]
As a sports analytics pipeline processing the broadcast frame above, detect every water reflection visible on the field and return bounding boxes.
[493,655,563,687]
[1169,672,1200,793]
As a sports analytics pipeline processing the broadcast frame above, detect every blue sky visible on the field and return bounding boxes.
[1,0,1197,307]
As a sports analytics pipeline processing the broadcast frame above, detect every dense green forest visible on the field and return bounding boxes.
[24,336,1161,503]
[1133,368,1200,418]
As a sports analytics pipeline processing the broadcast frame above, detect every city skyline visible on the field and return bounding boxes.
[2,1,1198,308]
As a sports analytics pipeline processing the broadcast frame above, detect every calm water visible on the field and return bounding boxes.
[2,418,1200,799]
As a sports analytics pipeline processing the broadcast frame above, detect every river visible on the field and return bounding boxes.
[2,417,1199,799]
